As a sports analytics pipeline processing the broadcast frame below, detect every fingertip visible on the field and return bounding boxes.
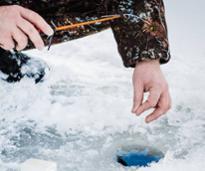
[15,47,20,52]
[131,105,135,113]
[145,117,152,123]
[15,45,25,52]
[37,46,45,51]
[39,41,45,50]
[46,27,54,36]
[131,109,135,114]
[131,106,138,114]
[36,43,45,51]
[136,113,140,116]
[135,108,142,116]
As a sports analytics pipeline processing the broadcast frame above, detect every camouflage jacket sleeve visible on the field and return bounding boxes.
[0,2,10,6]
[110,0,171,67]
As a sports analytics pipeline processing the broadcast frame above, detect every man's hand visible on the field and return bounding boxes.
[0,5,53,51]
[132,60,171,123]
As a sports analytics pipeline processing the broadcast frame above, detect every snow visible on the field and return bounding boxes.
[20,159,57,171]
[0,0,205,170]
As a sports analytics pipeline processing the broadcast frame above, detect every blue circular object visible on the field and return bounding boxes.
[117,147,164,167]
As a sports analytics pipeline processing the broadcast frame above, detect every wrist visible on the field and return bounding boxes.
[135,59,160,68]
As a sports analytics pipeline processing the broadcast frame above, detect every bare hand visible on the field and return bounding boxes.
[0,5,53,51]
[132,60,171,123]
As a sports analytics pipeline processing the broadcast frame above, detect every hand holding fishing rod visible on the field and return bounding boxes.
[0,5,53,51]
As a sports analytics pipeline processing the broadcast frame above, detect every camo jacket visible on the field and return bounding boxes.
[0,0,171,67]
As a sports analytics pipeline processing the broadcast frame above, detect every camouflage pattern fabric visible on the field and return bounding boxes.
[0,0,171,67]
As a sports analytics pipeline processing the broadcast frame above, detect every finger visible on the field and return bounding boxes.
[136,87,161,116]
[145,108,165,123]
[167,91,172,110]
[132,82,144,113]
[160,90,172,112]
[0,35,15,51]
[17,18,44,50]
[12,28,28,51]
[19,7,53,36]
[145,91,170,123]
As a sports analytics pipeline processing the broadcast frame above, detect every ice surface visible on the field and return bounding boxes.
[20,159,57,171]
[0,1,205,170]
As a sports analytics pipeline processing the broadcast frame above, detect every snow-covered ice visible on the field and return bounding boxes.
[20,159,57,171]
[0,0,205,170]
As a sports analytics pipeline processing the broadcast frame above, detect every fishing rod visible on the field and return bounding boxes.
[47,15,121,50]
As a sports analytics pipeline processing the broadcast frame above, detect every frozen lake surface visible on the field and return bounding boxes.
[0,29,204,171]
[0,0,205,169]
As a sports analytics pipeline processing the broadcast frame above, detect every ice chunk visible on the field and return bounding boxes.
[20,159,57,171]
